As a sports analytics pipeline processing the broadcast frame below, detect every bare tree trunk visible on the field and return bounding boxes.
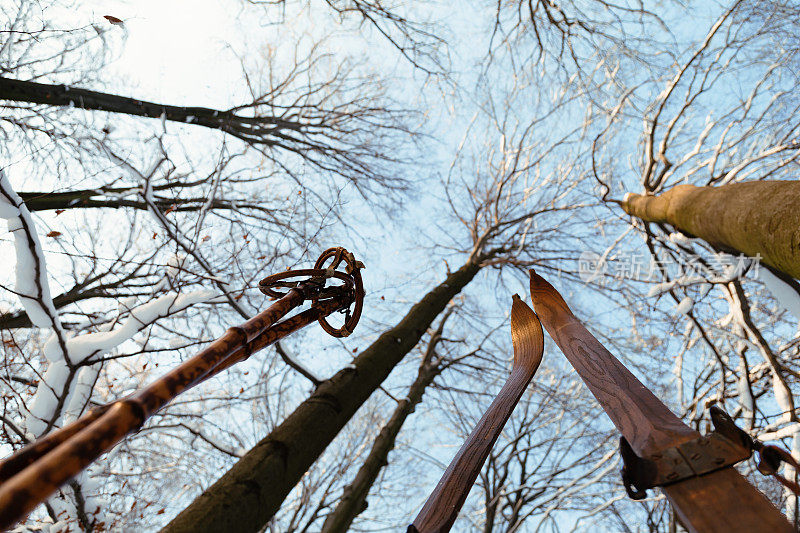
[17,189,248,213]
[0,77,297,140]
[320,361,440,533]
[622,181,800,279]
[161,258,486,533]
[482,498,496,533]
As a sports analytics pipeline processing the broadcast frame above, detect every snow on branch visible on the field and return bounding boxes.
[1,168,219,439]
[761,267,800,320]
[27,289,217,435]
[0,170,65,338]
[20,286,216,530]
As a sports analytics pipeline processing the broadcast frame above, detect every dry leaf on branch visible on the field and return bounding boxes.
[103,15,124,26]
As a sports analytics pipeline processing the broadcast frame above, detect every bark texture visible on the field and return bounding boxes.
[622,181,800,279]
[161,259,484,533]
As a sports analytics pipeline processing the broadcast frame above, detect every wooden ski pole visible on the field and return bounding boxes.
[529,270,792,533]
[409,295,544,533]
[0,247,364,530]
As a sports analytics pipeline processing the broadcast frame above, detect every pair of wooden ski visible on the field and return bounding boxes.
[411,271,791,532]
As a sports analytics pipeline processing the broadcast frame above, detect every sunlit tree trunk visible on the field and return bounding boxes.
[162,258,487,533]
[622,181,800,279]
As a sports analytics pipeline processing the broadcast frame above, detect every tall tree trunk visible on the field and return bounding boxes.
[17,189,258,213]
[161,258,485,533]
[622,181,800,279]
[482,495,497,533]
[0,77,297,143]
[320,360,441,533]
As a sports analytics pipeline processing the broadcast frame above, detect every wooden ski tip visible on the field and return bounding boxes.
[510,296,544,372]
[528,270,572,316]
[528,269,549,290]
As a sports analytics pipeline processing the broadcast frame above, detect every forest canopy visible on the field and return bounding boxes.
[2,0,800,531]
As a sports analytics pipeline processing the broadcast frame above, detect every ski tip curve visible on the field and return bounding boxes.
[528,269,573,321]
[510,296,544,373]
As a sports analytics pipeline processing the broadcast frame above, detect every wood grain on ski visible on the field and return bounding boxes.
[529,271,695,456]
[529,271,791,533]
[410,296,544,533]
[664,468,791,532]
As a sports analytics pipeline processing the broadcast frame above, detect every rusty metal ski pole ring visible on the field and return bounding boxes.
[258,247,364,338]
